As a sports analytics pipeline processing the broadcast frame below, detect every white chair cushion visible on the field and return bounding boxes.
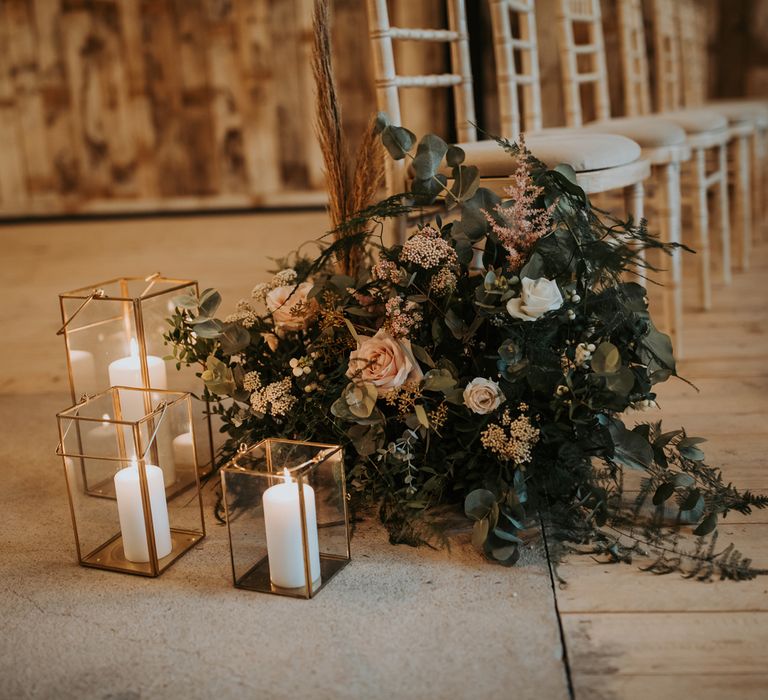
[657,109,728,134]
[581,116,687,148]
[705,100,768,129]
[453,132,641,176]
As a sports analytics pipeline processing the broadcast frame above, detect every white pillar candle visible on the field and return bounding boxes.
[263,469,322,590]
[114,460,173,563]
[107,338,168,420]
[68,349,97,396]
[172,431,197,472]
[108,338,175,485]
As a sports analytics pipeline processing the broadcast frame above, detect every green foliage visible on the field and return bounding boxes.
[165,119,766,579]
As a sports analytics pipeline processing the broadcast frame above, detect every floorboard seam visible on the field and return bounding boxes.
[540,514,576,700]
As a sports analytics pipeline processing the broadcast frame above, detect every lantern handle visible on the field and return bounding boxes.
[56,289,107,336]
[140,272,163,298]
[139,400,169,463]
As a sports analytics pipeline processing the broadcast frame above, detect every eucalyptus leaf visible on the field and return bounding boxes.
[693,512,717,536]
[608,419,654,470]
[471,518,490,548]
[412,133,449,179]
[445,144,465,166]
[465,489,496,520]
[591,342,621,374]
[422,368,457,393]
[381,124,416,160]
[192,319,224,339]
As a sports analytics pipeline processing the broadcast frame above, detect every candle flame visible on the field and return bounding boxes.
[129,337,139,358]
[282,468,291,484]
[130,457,138,470]
[101,413,110,426]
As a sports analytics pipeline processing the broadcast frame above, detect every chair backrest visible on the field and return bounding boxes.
[366,0,477,144]
[615,0,653,117]
[648,0,683,111]
[555,0,612,127]
[677,0,708,108]
[488,0,543,140]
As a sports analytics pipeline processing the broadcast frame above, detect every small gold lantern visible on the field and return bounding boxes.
[56,388,206,577]
[58,274,216,495]
[221,439,351,598]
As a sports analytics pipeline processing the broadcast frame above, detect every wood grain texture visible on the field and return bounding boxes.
[560,239,768,698]
[0,0,375,217]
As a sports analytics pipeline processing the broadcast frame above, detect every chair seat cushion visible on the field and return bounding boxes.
[582,116,687,148]
[453,131,641,176]
[657,109,728,134]
[705,100,768,128]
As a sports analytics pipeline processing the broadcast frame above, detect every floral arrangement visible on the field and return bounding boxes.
[166,121,766,579]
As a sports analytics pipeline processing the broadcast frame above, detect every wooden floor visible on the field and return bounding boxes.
[557,237,768,699]
[1,212,767,699]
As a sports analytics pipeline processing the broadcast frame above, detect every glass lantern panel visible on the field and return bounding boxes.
[61,294,139,401]
[139,288,214,474]
[58,388,204,576]
[222,440,348,597]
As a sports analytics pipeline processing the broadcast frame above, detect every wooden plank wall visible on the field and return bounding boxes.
[0,0,376,217]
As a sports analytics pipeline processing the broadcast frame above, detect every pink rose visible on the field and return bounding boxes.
[346,329,423,396]
[463,377,505,415]
[265,282,317,332]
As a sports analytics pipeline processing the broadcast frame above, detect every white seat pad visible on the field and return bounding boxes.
[582,116,686,148]
[453,131,641,176]
[705,100,768,129]
[657,109,728,134]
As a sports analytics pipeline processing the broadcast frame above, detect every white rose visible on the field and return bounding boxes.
[506,277,563,321]
[346,329,423,396]
[463,377,505,415]
[265,282,317,332]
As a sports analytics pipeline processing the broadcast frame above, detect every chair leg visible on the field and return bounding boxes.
[733,134,751,271]
[692,148,712,310]
[717,143,732,284]
[661,161,683,358]
[624,180,645,285]
[753,127,768,243]
[385,157,408,246]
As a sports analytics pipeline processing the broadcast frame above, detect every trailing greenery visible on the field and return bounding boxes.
[165,118,767,580]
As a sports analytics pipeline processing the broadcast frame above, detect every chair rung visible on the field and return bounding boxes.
[496,72,536,85]
[383,27,460,42]
[575,72,599,83]
[704,171,723,188]
[509,38,535,50]
[378,74,464,88]
[506,0,535,12]
[573,44,598,54]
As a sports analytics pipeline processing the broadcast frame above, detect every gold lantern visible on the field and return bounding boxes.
[56,388,206,577]
[221,439,351,598]
[58,274,216,496]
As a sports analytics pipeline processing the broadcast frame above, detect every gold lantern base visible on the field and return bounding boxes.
[235,553,349,598]
[81,527,204,577]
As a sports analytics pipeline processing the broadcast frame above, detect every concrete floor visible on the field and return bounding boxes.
[0,213,569,699]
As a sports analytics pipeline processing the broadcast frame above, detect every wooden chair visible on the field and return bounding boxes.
[551,0,691,352]
[366,0,650,251]
[677,0,768,260]
[594,0,731,320]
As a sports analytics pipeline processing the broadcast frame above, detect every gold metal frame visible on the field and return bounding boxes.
[58,274,216,495]
[220,438,351,599]
[56,387,206,578]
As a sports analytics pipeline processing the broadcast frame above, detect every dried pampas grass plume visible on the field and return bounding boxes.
[312,0,384,277]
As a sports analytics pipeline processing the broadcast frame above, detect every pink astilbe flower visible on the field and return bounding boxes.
[484,157,555,270]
